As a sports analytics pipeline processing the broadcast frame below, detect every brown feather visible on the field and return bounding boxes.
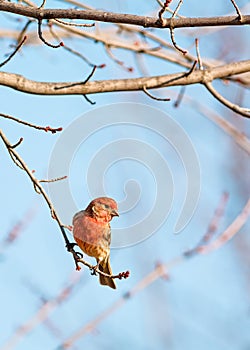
[98,256,116,289]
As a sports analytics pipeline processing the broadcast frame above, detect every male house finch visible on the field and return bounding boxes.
[72,197,119,289]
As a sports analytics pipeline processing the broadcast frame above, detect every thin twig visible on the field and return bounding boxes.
[230,0,242,21]
[169,26,187,55]
[172,1,184,19]
[63,45,104,68]
[37,19,63,48]
[9,137,24,149]
[0,273,80,350]
[173,86,186,107]
[156,0,184,18]
[48,23,105,68]
[205,82,250,118]
[185,60,197,76]
[0,204,38,255]
[0,113,63,133]
[54,65,97,90]
[40,175,67,183]
[188,97,250,155]
[82,94,96,105]
[16,19,32,45]
[158,0,173,25]
[195,38,203,69]
[198,197,250,254]
[142,86,170,101]
[73,252,129,280]
[0,36,27,68]
[38,0,46,9]
[169,0,187,55]
[104,44,133,72]
[54,18,94,27]
[184,192,229,257]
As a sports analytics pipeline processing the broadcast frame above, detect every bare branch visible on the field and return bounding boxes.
[158,0,173,24]
[142,86,170,101]
[169,0,187,54]
[173,86,186,107]
[198,198,250,254]
[195,38,203,69]
[37,19,63,48]
[39,175,67,183]
[169,25,187,55]
[54,65,97,90]
[0,36,27,68]
[0,60,249,97]
[205,82,250,118]
[3,20,249,88]
[104,44,134,72]
[82,94,96,105]
[54,18,95,28]
[156,0,184,18]
[16,19,32,45]
[9,137,24,149]
[230,0,242,21]
[0,273,80,350]
[0,2,249,28]
[0,204,38,255]
[0,113,63,133]
[185,95,250,155]
[67,246,129,279]
[184,192,229,257]
[48,23,105,68]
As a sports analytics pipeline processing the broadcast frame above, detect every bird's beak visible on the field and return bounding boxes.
[111,209,119,217]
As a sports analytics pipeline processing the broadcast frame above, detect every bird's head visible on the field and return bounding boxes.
[86,197,119,222]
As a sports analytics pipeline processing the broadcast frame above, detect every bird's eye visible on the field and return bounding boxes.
[104,204,109,209]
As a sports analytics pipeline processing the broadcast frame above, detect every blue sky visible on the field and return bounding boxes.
[0,1,250,349]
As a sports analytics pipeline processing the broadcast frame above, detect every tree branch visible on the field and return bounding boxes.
[204,82,250,118]
[0,60,249,95]
[0,113,63,133]
[198,198,250,254]
[0,2,249,28]
[0,60,249,117]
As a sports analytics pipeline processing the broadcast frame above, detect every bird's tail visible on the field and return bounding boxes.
[98,257,116,289]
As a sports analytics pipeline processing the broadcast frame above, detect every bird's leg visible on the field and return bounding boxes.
[66,242,83,259]
[91,260,100,275]
[66,242,77,252]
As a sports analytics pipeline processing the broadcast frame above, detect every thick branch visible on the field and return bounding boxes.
[0,60,249,95]
[0,2,249,28]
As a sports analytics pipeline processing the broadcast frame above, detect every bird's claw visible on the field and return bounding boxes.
[66,242,83,259]
[75,251,83,259]
[91,264,99,275]
[66,242,77,252]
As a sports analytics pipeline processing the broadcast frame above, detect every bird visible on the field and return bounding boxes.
[72,197,119,289]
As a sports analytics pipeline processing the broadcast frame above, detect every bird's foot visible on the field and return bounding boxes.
[66,242,83,259]
[66,242,77,252]
[91,264,99,275]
